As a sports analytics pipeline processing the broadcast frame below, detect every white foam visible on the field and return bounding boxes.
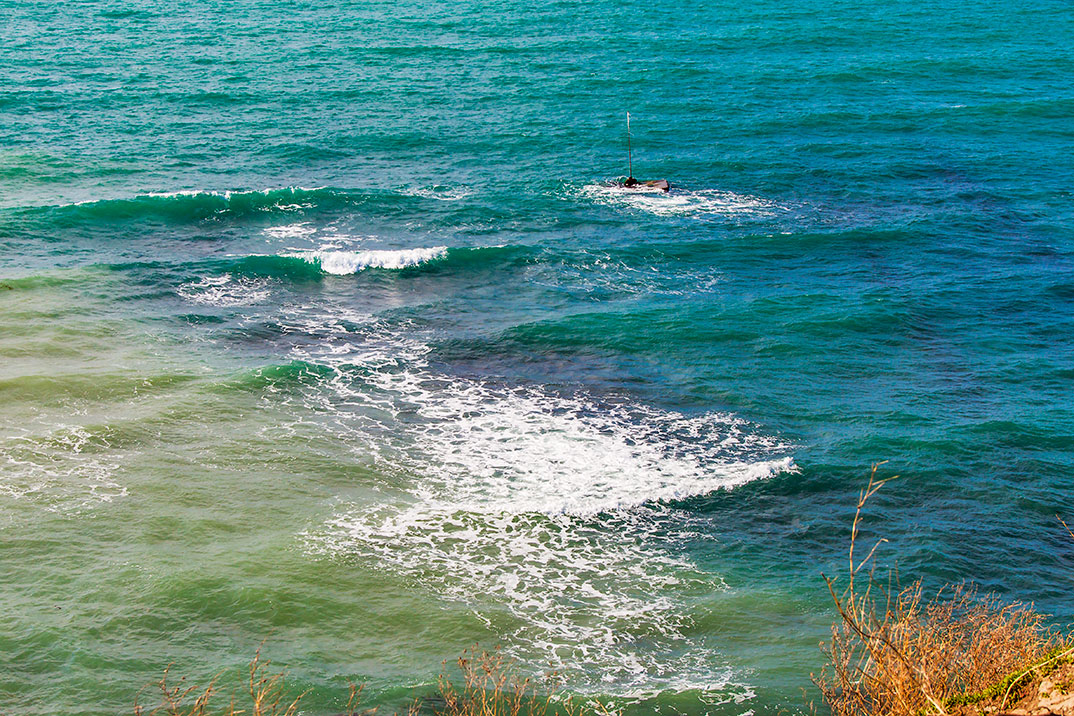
[387,378,793,517]
[177,274,272,306]
[137,187,319,212]
[263,222,316,240]
[306,504,740,695]
[50,186,331,210]
[142,186,327,200]
[0,424,127,515]
[578,184,781,218]
[287,247,448,274]
[402,184,475,201]
[280,314,796,696]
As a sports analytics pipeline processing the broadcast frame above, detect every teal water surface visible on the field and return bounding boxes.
[2,2,1074,715]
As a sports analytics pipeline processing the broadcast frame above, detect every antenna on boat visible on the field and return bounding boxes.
[617,113,669,192]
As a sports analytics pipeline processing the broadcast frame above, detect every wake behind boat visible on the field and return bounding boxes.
[618,112,670,192]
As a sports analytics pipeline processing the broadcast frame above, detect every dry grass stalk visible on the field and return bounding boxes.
[437,647,581,716]
[814,465,1058,716]
[135,646,308,716]
[136,646,596,716]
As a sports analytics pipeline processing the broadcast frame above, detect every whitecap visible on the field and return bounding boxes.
[286,246,448,274]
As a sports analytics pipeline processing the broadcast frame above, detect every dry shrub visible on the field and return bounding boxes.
[814,465,1060,716]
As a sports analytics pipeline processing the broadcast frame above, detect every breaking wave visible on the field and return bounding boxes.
[214,244,527,281]
[286,246,449,274]
[271,308,796,696]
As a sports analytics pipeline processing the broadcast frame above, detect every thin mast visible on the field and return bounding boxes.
[626,112,633,178]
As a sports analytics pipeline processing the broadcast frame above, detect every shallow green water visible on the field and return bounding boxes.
[2,1,1074,715]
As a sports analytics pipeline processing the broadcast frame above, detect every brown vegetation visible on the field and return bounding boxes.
[814,465,1067,716]
[135,646,310,716]
[439,648,588,716]
[135,646,594,716]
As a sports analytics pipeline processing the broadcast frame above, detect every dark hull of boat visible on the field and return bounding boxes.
[621,179,670,192]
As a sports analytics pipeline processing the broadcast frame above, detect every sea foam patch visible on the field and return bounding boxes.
[308,503,742,695]
[386,379,793,517]
[263,222,316,240]
[284,313,795,696]
[0,424,127,515]
[178,274,272,306]
[401,184,475,201]
[578,184,781,218]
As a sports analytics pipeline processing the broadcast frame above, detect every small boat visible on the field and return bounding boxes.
[623,178,670,191]
[619,112,670,192]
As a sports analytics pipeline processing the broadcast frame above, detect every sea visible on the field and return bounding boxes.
[2,1,1073,715]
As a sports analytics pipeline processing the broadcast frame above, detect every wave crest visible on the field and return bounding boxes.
[15,186,365,223]
[286,247,449,274]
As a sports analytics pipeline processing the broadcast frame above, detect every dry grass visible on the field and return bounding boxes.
[134,645,311,716]
[135,645,599,716]
[438,647,587,716]
[813,465,1062,716]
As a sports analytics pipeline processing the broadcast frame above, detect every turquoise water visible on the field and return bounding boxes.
[3,1,1074,715]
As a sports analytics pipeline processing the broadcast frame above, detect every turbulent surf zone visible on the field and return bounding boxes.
[0,184,799,706]
[6,2,1072,714]
[266,302,797,696]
